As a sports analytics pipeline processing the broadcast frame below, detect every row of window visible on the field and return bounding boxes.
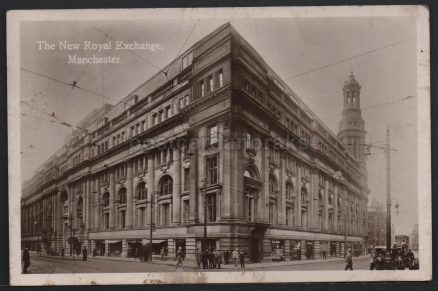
[199,69,224,97]
[244,78,263,103]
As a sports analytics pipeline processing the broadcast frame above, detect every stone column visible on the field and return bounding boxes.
[126,161,134,228]
[121,239,128,257]
[323,179,329,231]
[172,147,181,224]
[94,176,100,231]
[147,153,155,229]
[295,165,302,227]
[109,169,116,229]
[185,238,196,260]
[263,142,271,223]
[88,177,94,230]
[56,190,62,251]
[83,179,88,229]
[334,183,339,233]
[104,240,109,256]
[168,239,175,259]
[188,146,199,223]
[278,153,286,226]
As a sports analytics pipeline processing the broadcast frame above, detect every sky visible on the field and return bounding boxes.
[19,16,418,235]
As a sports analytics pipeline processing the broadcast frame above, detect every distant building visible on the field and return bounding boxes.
[20,23,369,262]
[410,224,419,251]
[367,199,386,247]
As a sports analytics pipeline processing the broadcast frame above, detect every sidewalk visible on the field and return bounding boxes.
[32,251,369,270]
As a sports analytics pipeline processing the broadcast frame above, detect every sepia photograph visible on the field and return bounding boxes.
[7,6,431,285]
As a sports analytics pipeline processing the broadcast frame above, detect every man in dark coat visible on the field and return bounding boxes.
[82,247,88,261]
[22,248,30,273]
[239,250,245,268]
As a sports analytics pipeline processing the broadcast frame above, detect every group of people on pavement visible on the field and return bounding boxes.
[196,248,224,269]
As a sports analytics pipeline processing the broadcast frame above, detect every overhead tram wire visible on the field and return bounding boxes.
[282,36,415,81]
[91,26,168,79]
[20,100,58,119]
[164,19,200,76]
[58,31,112,115]
[316,95,415,122]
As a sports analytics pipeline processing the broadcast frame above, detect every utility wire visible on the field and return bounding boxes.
[283,36,414,81]
[21,100,57,119]
[167,19,200,75]
[91,26,168,77]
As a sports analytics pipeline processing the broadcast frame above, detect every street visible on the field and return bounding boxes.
[24,255,372,273]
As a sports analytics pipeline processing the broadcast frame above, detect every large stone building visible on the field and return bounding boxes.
[21,23,369,262]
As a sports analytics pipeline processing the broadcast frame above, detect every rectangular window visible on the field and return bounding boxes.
[159,110,164,122]
[178,98,184,110]
[182,52,193,69]
[139,208,145,228]
[184,94,190,106]
[182,200,189,225]
[207,124,218,146]
[200,81,205,97]
[121,131,125,141]
[184,168,190,191]
[269,203,274,223]
[166,106,171,118]
[120,210,126,228]
[131,126,135,137]
[152,113,158,125]
[141,120,146,132]
[246,132,255,150]
[206,194,217,222]
[207,156,218,185]
[208,75,214,92]
[217,70,223,88]
[104,213,109,229]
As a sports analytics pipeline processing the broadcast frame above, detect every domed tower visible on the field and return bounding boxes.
[338,71,367,167]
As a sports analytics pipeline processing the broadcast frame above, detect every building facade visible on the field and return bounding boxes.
[21,23,369,262]
[367,199,386,248]
[410,224,418,251]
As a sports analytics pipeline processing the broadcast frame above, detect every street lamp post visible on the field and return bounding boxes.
[147,191,158,262]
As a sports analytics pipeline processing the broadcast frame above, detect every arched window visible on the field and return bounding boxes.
[136,182,147,201]
[118,188,127,204]
[102,192,110,207]
[159,175,173,196]
[286,181,294,200]
[269,174,278,197]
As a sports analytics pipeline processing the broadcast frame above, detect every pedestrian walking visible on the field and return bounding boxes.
[239,250,245,269]
[22,248,30,273]
[160,247,165,260]
[176,247,183,268]
[322,250,327,260]
[82,247,88,261]
[93,248,97,258]
[60,247,65,258]
[344,249,353,270]
[232,248,239,267]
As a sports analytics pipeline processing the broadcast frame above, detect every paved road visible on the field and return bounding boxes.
[24,255,371,274]
[26,255,195,273]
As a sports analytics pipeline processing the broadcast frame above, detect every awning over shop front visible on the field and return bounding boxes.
[106,240,122,244]
[151,239,167,244]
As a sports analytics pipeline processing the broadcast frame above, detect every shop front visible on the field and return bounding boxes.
[290,240,301,261]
